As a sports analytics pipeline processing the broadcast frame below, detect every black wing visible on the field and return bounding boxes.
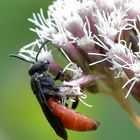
[31,77,67,140]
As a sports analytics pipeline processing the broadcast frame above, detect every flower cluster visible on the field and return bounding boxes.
[18,0,140,128]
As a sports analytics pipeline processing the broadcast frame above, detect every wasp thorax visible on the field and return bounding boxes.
[28,60,49,76]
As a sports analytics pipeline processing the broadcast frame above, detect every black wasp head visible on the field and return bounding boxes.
[28,60,49,76]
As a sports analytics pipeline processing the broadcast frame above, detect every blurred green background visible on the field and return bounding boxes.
[0,0,140,140]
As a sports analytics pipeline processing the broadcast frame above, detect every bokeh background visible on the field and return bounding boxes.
[0,0,140,140]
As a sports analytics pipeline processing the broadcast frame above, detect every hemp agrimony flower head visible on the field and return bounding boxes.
[17,0,140,129]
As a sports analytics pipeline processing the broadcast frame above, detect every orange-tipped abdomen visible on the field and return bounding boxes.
[48,98,100,131]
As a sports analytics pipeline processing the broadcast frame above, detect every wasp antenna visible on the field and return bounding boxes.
[36,40,49,62]
[10,54,34,64]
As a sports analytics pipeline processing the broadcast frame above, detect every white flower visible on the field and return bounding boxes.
[27,0,98,48]
[61,48,83,79]
[18,40,53,62]
[124,0,140,14]
[28,9,69,46]
[95,5,133,39]
[70,17,95,47]
[89,34,140,98]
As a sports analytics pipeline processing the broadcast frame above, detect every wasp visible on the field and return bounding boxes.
[10,42,99,140]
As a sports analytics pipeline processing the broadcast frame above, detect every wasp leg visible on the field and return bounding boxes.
[54,71,71,81]
[54,71,63,81]
[71,97,79,109]
[39,81,59,93]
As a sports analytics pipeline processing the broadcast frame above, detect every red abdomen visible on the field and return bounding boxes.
[48,98,100,131]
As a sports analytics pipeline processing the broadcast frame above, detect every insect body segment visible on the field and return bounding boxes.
[48,98,99,131]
